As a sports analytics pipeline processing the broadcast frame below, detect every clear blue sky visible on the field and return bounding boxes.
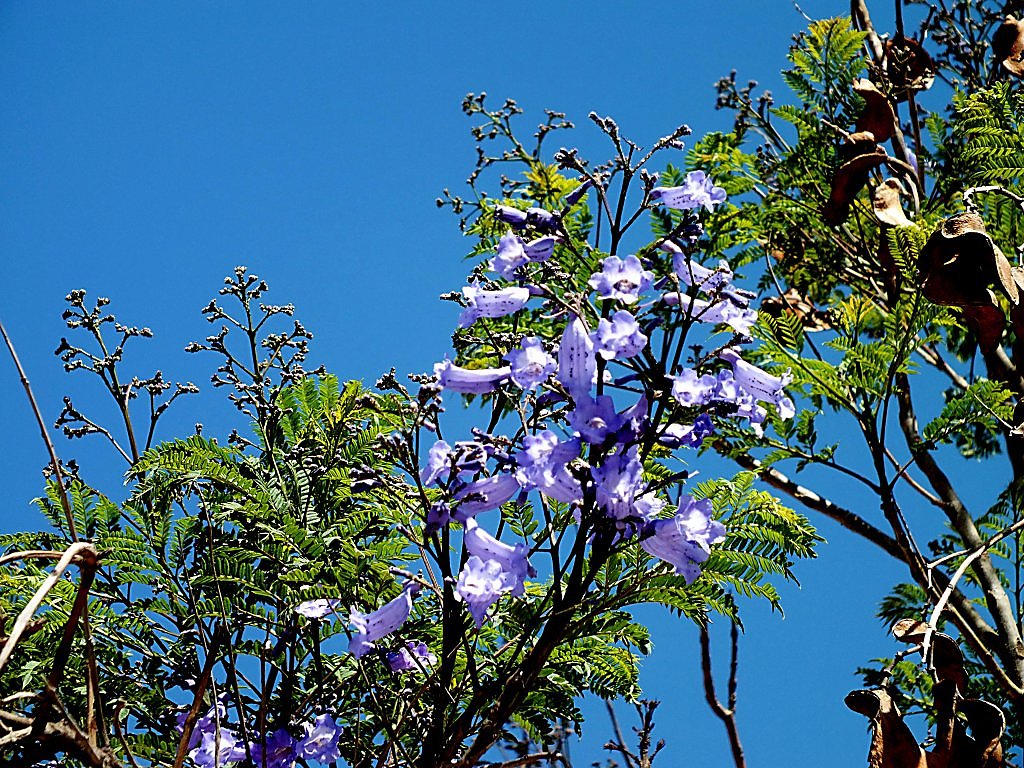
[0,2,982,765]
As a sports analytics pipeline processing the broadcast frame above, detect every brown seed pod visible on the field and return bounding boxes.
[883,36,935,101]
[853,79,897,142]
[822,141,888,226]
[917,212,1018,307]
[873,179,911,227]
[993,16,1024,77]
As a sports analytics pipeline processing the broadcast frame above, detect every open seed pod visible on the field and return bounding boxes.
[845,688,927,768]
[854,79,897,143]
[873,178,911,227]
[917,212,1018,308]
[993,16,1024,77]
[823,138,888,226]
[883,36,935,100]
[759,287,830,331]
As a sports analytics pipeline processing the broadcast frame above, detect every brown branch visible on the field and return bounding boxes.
[699,625,746,768]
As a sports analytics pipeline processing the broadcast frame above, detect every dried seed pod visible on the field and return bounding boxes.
[845,688,928,768]
[823,140,888,226]
[918,212,1018,307]
[883,36,935,101]
[993,16,1024,77]
[873,179,911,227]
[853,79,897,142]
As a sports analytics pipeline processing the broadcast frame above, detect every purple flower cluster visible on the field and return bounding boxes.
[417,177,794,624]
[177,704,343,767]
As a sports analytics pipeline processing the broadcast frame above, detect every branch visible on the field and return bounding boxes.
[699,625,746,768]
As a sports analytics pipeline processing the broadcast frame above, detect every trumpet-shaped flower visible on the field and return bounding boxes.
[463,518,536,595]
[458,285,531,328]
[514,431,583,504]
[434,359,511,394]
[505,337,557,389]
[661,292,757,335]
[492,232,528,278]
[250,729,296,768]
[557,316,596,398]
[719,348,795,419]
[670,369,718,407]
[453,474,520,521]
[641,496,726,584]
[659,413,714,449]
[386,641,437,673]
[296,714,343,765]
[651,171,726,212]
[348,582,420,658]
[592,448,646,524]
[569,395,625,444]
[592,310,648,359]
[589,255,653,304]
[294,599,341,620]
[673,254,733,292]
[455,556,507,627]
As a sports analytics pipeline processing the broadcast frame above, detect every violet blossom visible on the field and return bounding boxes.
[672,254,733,293]
[463,518,536,595]
[651,170,726,212]
[557,316,596,398]
[492,232,528,279]
[386,641,437,673]
[659,413,714,449]
[250,729,297,768]
[434,358,511,395]
[641,495,726,584]
[589,255,653,304]
[670,369,717,407]
[458,285,530,328]
[514,431,583,504]
[454,556,507,627]
[453,473,520,521]
[569,395,625,444]
[505,336,557,389]
[296,714,343,765]
[348,581,420,658]
[592,447,646,524]
[592,310,648,360]
[661,291,757,335]
[719,348,795,419]
[294,598,341,620]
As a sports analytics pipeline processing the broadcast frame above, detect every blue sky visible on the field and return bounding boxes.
[0,2,978,765]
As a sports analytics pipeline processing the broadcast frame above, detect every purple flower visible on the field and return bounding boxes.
[434,359,511,395]
[454,556,507,627]
[633,492,666,524]
[348,581,420,658]
[557,316,596,399]
[712,372,769,435]
[296,714,343,765]
[463,518,536,595]
[617,394,649,443]
[661,292,757,335]
[419,440,488,486]
[514,431,583,504]
[386,641,437,673]
[425,502,451,534]
[250,729,297,768]
[453,474,520,522]
[525,206,559,232]
[494,205,529,227]
[178,703,247,767]
[525,235,556,262]
[564,179,594,207]
[641,496,726,584]
[589,255,653,304]
[592,447,646,524]
[670,369,717,407]
[719,348,795,420]
[505,337,557,389]
[651,170,726,212]
[294,599,341,620]
[592,310,648,360]
[420,440,453,486]
[673,254,733,293]
[458,285,531,328]
[492,232,529,279]
[659,414,714,449]
[569,395,625,444]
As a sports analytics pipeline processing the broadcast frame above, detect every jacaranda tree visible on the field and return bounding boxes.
[2,1,1024,766]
